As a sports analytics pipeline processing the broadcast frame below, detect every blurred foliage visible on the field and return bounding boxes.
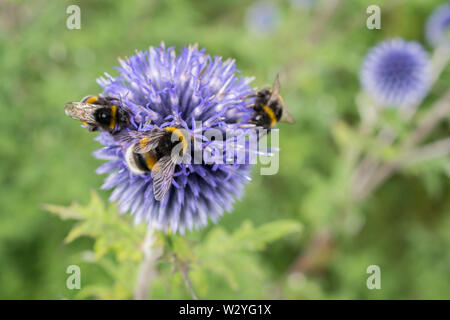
[0,0,449,299]
[46,192,302,299]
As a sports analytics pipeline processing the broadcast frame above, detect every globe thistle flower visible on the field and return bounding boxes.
[425,2,450,48]
[245,1,281,36]
[94,43,257,234]
[360,39,432,107]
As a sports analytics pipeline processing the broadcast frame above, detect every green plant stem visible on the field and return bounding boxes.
[353,90,450,201]
[134,227,162,300]
[172,254,198,300]
[179,263,198,300]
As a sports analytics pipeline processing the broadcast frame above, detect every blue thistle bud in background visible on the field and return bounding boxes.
[245,1,281,36]
[360,39,432,107]
[425,2,450,48]
[94,43,257,234]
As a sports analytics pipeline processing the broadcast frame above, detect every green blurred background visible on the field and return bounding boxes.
[0,0,449,299]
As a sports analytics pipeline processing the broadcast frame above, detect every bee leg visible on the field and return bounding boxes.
[239,123,256,128]
[241,93,257,101]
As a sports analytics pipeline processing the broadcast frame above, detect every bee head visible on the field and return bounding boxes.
[93,107,112,125]
[257,88,272,100]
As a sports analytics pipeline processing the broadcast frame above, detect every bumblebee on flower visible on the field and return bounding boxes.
[65,43,291,233]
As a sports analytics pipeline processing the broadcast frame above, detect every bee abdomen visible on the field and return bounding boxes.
[125,145,155,175]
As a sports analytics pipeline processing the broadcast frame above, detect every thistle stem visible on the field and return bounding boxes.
[431,45,450,84]
[172,254,198,300]
[179,264,198,300]
[353,90,450,200]
[134,227,162,300]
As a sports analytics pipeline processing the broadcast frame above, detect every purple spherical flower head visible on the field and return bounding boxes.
[94,43,256,234]
[425,2,450,48]
[360,39,431,107]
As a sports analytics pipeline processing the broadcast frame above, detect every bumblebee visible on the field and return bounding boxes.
[65,95,130,133]
[249,75,295,129]
[124,127,188,201]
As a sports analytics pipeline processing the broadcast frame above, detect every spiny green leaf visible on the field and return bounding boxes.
[46,191,145,262]
[231,220,303,251]
[64,221,94,244]
[43,203,83,220]
[190,219,302,294]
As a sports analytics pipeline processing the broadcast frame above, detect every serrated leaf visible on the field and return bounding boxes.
[47,191,145,262]
[231,220,302,251]
[192,219,302,294]
[43,203,83,220]
[64,221,94,243]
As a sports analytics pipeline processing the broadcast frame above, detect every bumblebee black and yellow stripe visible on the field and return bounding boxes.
[144,153,158,170]
[139,137,149,147]
[165,127,188,153]
[85,96,99,104]
[262,105,277,127]
[137,137,158,170]
[109,105,117,130]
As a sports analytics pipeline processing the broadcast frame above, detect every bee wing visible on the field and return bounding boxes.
[64,102,98,123]
[267,74,281,106]
[114,128,166,153]
[133,128,167,154]
[114,130,142,144]
[267,74,296,124]
[279,107,296,124]
[271,74,281,97]
[268,74,280,105]
[151,155,176,201]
